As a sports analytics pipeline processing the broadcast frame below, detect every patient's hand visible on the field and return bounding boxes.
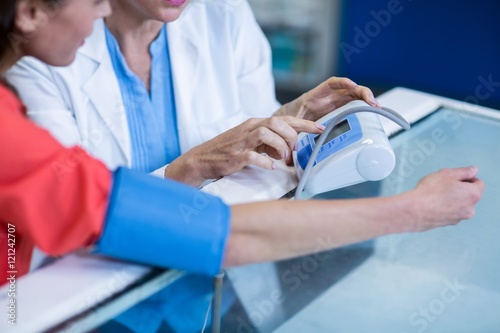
[405,166,485,232]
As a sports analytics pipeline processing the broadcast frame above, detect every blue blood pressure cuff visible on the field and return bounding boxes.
[96,168,231,276]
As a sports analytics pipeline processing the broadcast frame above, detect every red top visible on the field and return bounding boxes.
[0,84,112,283]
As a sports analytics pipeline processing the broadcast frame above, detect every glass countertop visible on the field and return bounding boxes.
[221,107,500,333]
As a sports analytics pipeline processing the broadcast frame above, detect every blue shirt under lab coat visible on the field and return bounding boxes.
[106,24,180,173]
[105,25,231,333]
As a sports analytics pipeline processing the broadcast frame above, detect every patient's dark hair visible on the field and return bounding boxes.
[0,0,16,58]
[0,0,64,58]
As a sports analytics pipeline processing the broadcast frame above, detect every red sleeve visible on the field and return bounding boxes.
[0,85,112,279]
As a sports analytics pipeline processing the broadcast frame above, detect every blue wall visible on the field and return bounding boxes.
[337,0,500,109]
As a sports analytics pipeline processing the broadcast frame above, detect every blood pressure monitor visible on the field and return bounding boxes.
[293,100,410,199]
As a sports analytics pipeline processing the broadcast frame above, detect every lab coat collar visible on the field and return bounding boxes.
[167,13,200,153]
[79,19,132,164]
[76,15,202,161]
[79,19,108,62]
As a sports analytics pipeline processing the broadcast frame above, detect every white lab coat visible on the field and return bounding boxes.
[7,0,280,176]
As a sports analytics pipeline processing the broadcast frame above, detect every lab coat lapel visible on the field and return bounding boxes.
[79,20,132,164]
[167,15,200,153]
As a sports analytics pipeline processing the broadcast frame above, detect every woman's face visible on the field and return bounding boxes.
[17,0,111,66]
[120,0,191,23]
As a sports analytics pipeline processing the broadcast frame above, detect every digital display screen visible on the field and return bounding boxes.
[314,119,351,146]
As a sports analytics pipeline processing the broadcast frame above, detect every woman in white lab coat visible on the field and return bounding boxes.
[7,0,378,187]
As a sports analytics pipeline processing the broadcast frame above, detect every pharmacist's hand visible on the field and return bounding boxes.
[165,116,324,186]
[275,77,380,121]
[408,166,484,232]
